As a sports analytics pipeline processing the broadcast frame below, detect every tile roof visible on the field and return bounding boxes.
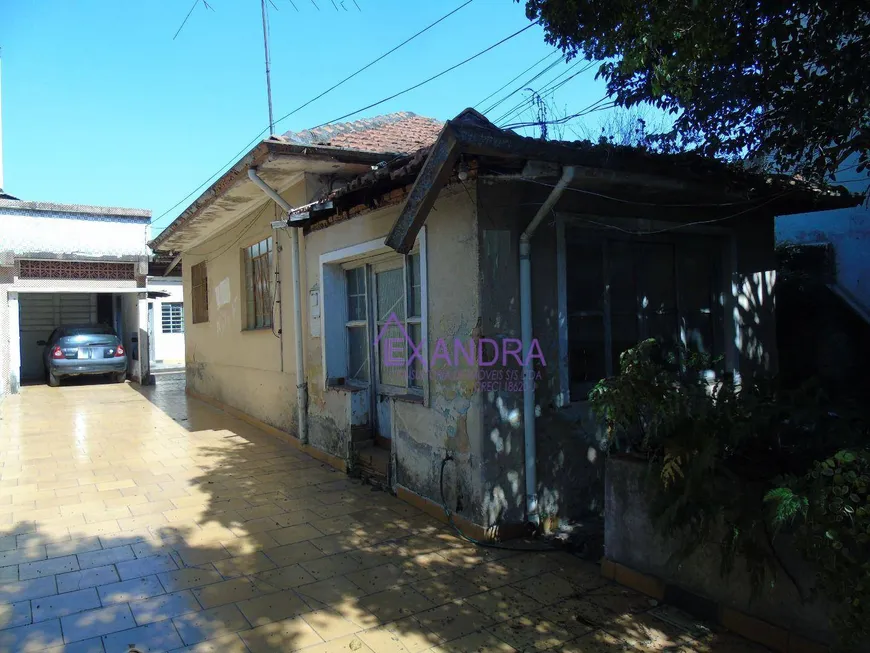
[282,112,443,155]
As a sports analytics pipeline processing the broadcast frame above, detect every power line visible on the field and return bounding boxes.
[151,1,476,229]
[310,20,541,130]
[173,0,202,40]
[474,50,560,110]
[494,60,597,125]
[271,0,475,127]
[482,54,571,115]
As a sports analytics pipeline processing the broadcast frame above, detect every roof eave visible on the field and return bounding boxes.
[148,140,392,251]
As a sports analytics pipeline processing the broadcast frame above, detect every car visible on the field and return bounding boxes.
[38,324,128,387]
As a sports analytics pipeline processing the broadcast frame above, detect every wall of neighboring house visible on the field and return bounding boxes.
[182,184,307,435]
[303,189,486,525]
[475,178,780,526]
[0,270,9,400]
[148,278,185,365]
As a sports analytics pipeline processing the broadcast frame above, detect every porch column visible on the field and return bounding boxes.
[137,293,152,385]
[9,291,20,394]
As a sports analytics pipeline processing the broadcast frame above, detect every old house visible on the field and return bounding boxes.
[149,109,855,538]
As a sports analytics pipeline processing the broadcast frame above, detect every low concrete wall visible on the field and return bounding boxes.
[604,457,838,647]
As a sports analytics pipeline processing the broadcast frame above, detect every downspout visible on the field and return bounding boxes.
[519,165,575,525]
[248,168,309,444]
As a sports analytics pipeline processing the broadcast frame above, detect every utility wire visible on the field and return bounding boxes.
[272,0,475,127]
[173,0,202,40]
[494,60,597,126]
[482,54,572,115]
[151,1,476,229]
[474,50,560,110]
[310,20,541,129]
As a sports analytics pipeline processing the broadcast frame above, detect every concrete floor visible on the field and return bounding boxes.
[0,374,769,652]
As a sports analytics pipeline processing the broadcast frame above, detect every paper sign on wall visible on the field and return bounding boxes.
[215,278,231,308]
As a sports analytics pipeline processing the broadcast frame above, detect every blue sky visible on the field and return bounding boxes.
[0,0,613,236]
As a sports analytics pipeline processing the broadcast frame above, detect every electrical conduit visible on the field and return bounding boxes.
[519,165,575,525]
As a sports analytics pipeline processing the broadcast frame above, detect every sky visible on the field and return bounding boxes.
[0,0,616,238]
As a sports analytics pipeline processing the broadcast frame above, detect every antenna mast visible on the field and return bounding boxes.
[260,0,275,135]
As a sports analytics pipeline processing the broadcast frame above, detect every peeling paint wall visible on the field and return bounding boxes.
[181,181,308,435]
[303,189,485,523]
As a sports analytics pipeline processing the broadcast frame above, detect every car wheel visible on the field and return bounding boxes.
[113,371,126,384]
[48,371,61,387]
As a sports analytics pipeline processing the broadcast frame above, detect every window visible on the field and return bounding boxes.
[563,225,724,400]
[191,262,209,324]
[244,237,274,330]
[342,251,423,392]
[161,303,184,334]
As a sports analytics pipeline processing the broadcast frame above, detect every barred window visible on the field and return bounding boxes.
[161,303,184,334]
[244,237,274,330]
[191,262,209,324]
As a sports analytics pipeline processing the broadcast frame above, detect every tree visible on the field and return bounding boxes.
[522,0,870,180]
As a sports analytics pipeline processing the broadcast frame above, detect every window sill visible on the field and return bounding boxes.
[242,326,274,333]
[390,393,424,405]
[327,382,369,393]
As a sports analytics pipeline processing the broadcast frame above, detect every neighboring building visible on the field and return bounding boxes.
[146,251,185,371]
[0,198,152,399]
[149,109,856,538]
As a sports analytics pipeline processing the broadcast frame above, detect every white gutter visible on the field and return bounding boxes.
[519,165,575,525]
[248,168,309,444]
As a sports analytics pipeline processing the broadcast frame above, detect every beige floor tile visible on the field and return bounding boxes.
[268,523,325,546]
[0,564,19,583]
[299,552,364,581]
[116,553,178,580]
[465,586,544,623]
[346,563,406,594]
[239,614,324,652]
[18,554,79,580]
[264,541,325,568]
[101,618,184,652]
[412,599,494,643]
[430,629,518,653]
[31,587,102,622]
[60,603,136,643]
[129,589,202,626]
[357,618,440,653]
[192,576,270,609]
[96,574,166,605]
[0,599,33,630]
[76,544,135,570]
[296,575,372,606]
[45,536,102,558]
[359,585,436,623]
[0,575,58,602]
[253,563,317,590]
[157,566,224,593]
[236,588,311,626]
[486,611,575,651]
[301,608,361,641]
[0,618,64,651]
[173,603,251,646]
[56,564,120,593]
[213,551,276,578]
[301,633,375,653]
[411,572,482,605]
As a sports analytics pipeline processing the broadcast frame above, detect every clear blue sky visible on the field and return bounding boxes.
[0,0,612,236]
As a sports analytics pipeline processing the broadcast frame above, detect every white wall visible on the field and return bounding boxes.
[147,278,185,364]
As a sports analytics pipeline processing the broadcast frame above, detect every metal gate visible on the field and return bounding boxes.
[18,293,98,380]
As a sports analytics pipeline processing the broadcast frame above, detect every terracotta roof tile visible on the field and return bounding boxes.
[282,112,443,155]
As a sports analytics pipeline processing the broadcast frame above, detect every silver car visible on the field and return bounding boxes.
[39,324,128,387]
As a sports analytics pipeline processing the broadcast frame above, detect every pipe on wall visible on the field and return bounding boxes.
[519,165,575,525]
[248,168,309,445]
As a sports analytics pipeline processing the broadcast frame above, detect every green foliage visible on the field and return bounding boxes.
[522,0,870,180]
[590,339,868,648]
[766,451,870,650]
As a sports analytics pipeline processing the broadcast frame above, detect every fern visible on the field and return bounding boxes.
[661,452,684,488]
[764,486,808,531]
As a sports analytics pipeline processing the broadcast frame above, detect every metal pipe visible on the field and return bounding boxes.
[519,165,575,525]
[248,168,308,444]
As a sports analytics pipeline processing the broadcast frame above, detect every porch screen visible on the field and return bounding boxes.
[244,237,274,330]
[565,228,724,400]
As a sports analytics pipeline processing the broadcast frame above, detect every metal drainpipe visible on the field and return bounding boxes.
[248,168,309,444]
[519,165,575,525]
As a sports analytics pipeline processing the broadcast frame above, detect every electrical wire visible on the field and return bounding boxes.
[173,0,202,40]
[500,99,616,130]
[271,0,475,128]
[483,54,580,117]
[151,1,476,229]
[475,50,561,111]
[494,61,598,126]
[309,20,541,130]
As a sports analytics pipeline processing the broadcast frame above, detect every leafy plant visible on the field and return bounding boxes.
[766,450,870,650]
[590,339,868,648]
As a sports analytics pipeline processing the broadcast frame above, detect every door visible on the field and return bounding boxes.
[371,261,406,441]
[18,293,97,380]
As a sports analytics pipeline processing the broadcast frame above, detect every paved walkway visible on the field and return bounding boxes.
[0,375,768,652]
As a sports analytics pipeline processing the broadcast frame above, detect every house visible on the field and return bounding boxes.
[149,109,857,538]
[146,251,185,371]
[0,196,153,399]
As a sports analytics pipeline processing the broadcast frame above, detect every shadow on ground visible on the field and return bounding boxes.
[0,374,769,652]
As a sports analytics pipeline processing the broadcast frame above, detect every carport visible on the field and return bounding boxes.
[10,287,150,388]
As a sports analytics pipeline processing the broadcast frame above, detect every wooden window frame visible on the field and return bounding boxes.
[191,262,209,324]
[244,237,274,331]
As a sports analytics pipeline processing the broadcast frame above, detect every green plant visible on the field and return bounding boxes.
[766,450,870,650]
[590,339,868,648]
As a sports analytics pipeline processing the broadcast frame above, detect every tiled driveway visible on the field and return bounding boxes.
[0,374,768,652]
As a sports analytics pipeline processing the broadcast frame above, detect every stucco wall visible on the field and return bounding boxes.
[303,190,486,524]
[0,274,10,401]
[148,278,185,364]
[182,181,308,435]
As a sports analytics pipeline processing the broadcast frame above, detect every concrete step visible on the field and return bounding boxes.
[356,446,390,486]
